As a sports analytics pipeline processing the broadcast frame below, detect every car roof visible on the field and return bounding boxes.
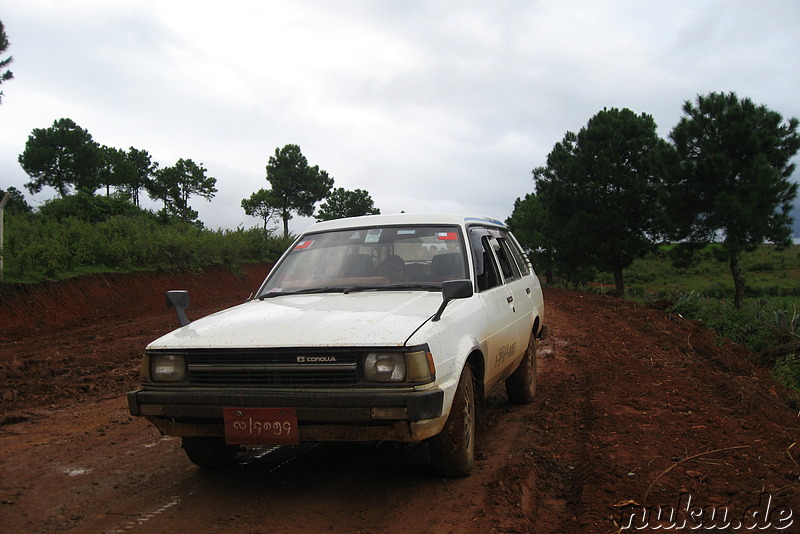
[304,213,507,233]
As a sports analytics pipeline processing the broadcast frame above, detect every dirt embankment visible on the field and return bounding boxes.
[0,265,271,416]
[0,268,798,533]
[0,264,273,340]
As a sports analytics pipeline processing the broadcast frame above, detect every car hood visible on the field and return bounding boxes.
[147,291,443,350]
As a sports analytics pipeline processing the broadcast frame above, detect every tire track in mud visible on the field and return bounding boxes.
[519,307,599,533]
[465,298,600,533]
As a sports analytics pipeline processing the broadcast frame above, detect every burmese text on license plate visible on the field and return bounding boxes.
[223,407,299,445]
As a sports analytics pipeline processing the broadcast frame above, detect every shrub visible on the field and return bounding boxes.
[2,210,291,281]
[748,261,775,272]
[773,354,800,394]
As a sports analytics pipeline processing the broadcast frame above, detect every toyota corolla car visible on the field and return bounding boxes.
[128,213,545,477]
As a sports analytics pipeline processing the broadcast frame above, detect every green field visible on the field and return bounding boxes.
[598,244,800,300]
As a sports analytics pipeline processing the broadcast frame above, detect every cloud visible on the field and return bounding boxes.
[2,0,799,235]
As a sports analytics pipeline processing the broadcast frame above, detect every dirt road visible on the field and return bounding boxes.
[1,267,798,533]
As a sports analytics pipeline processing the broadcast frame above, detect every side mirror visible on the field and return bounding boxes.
[166,290,191,326]
[431,279,473,322]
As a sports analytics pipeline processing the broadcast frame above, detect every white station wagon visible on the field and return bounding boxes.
[128,213,545,476]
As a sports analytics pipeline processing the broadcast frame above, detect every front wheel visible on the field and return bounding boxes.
[429,365,476,477]
[505,334,537,404]
[181,437,240,469]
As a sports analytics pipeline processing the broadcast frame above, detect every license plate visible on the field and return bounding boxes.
[223,407,299,445]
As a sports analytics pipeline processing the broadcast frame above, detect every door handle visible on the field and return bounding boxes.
[507,296,514,303]
[526,287,531,294]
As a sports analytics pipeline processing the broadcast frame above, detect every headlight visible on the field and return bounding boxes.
[365,353,406,382]
[150,353,186,382]
[364,349,434,383]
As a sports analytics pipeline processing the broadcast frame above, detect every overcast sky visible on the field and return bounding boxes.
[2,0,799,234]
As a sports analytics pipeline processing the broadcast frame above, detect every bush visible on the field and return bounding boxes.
[670,290,706,318]
[37,192,148,223]
[773,354,800,393]
[748,261,775,272]
[669,291,800,398]
[2,209,291,281]
[669,291,781,352]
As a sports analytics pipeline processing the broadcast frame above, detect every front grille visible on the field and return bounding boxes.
[185,350,359,387]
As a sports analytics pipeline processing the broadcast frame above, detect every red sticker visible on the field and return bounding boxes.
[436,232,458,241]
[294,240,313,250]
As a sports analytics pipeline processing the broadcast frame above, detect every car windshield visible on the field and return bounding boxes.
[257,225,469,298]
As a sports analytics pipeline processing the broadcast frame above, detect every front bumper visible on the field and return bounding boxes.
[128,387,445,442]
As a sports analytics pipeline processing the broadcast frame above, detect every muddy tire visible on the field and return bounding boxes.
[181,437,240,469]
[505,334,537,404]
[429,365,476,477]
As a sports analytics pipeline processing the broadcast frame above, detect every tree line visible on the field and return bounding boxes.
[15,117,217,224]
[507,92,799,309]
[9,117,379,232]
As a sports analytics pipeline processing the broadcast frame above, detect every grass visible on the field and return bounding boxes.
[595,244,800,300]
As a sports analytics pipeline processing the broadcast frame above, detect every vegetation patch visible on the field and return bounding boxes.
[1,195,292,283]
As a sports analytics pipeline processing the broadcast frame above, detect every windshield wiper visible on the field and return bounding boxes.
[258,287,348,299]
[343,283,441,294]
[260,283,442,298]
[387,283,442,290]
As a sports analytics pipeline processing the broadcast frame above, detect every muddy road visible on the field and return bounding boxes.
[1,267,798,533]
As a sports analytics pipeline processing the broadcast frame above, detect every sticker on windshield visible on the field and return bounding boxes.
[294,240,314,250]
[436,232,458,241]
[364,229,382,244]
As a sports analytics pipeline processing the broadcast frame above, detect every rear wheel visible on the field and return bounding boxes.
[429,365,476,477]
[181,437,240,469]
[505,334,537,404]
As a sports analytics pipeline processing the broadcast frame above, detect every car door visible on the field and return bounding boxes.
[468,228,521,388]
[487,234,533,358]
[491,233,535,348]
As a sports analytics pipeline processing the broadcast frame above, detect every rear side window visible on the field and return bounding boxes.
[468,226,531,291]
[491,238,520,282]
[500,235,531,276]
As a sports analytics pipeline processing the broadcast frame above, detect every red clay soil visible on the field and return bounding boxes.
[0,267,798,533]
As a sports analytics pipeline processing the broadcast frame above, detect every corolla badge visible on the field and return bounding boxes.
[296,356,338,363]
